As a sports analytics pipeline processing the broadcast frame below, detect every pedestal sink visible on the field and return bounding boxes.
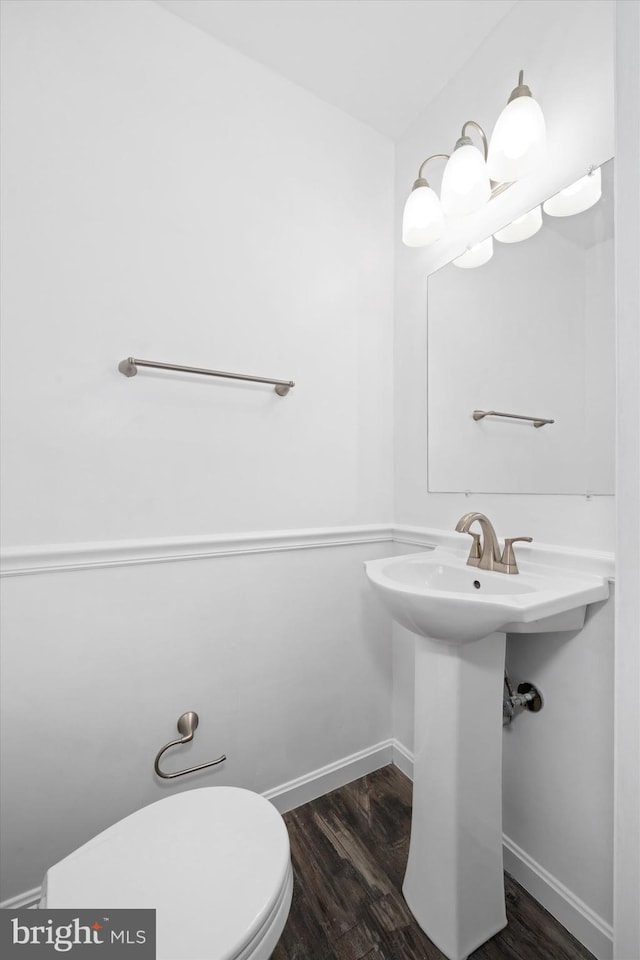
[364,545,609,960]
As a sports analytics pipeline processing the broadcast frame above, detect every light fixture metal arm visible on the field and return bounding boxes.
[461,120,489,160]
[415,153,450,185]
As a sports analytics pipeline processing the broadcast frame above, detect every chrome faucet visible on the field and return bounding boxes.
[455,512,532,574]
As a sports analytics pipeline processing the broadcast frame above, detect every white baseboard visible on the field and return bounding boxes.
[0,887,41,910]
[503,834,613,960]
[390,738,414,780]
[263,739,394,814]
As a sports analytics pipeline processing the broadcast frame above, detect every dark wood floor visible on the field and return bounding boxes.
[272,765,595,960]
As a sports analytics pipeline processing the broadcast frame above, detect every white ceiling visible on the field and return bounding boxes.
[154,0,519,139]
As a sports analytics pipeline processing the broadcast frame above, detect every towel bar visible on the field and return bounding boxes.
[473,409,554,428]
[154,712,226,780]
[119,357,294,396]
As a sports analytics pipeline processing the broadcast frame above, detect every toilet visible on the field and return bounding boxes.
[40,787,293,960]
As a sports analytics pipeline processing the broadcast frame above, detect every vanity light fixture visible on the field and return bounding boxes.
[441,122,492,216]
[493,205,542,243]
[402,70,544,248]
[402,154,448,247]
[487,70,546,182]
[452,236,494,268]
[543,165,602,217]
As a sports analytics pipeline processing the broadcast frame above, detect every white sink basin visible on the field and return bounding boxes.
[364,547,609,643]
[364,541,610,960]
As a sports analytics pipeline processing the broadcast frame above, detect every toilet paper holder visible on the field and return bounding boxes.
[154,711,227,780]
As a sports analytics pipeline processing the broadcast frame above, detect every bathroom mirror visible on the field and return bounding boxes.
[427,158,614,495]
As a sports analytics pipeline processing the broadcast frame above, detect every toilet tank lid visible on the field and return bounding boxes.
[44,787,291,960]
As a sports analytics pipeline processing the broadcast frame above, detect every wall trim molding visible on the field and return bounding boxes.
[390,738,415,780]
[0,887,41,910]
[503,834,613,960]
[0,525,395,578]
[263,739,394,814]
[0,524,615,579]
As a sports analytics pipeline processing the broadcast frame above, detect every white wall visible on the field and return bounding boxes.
[0,0,394,547]
[0,0,395,902]
[585,237,616,494]
[393,2,616,955]
[613,2,640,957]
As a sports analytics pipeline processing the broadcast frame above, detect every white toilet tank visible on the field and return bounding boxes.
[42,787,293,960]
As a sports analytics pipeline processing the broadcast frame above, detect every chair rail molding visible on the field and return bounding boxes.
[0,524,614,579]
[0,525,395,577]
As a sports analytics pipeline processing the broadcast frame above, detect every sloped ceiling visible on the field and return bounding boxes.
[154,0,519,139]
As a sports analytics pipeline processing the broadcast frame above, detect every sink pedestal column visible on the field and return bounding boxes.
[403,631,507,960]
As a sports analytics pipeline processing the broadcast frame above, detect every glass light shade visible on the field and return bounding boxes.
[452,236,493,269]
[441,144,491,216]
[402,184,444,247]
[487,96,546,182]
[493,205,542,243]
[543,167,602,217]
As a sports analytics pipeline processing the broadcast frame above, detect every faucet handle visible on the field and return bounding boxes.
[500,537,533,574]
[461,531,482,566]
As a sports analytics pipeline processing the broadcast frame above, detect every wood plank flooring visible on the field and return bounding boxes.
[272,765,595,960]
